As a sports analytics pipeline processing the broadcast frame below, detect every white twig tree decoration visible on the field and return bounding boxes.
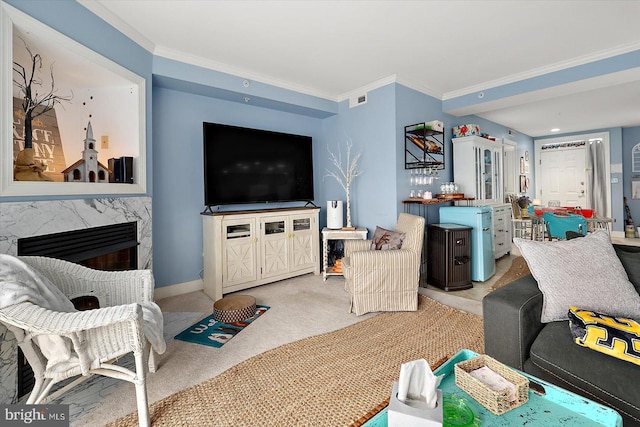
[325,138,363,228]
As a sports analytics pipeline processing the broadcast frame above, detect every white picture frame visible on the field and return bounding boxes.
[633,143,640,174]
[0,3,146,197]
[519,175,528,193]
[632,179,640,200]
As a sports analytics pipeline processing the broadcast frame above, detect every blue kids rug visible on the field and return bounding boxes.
[175,305,270,348]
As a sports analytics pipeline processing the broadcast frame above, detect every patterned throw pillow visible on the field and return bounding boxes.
[370,226,405,251]
[568,306,640,366]
[514,231,640,323]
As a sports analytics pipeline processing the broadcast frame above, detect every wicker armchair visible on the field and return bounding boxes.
[0,256,163,427]
[343,213,425,316]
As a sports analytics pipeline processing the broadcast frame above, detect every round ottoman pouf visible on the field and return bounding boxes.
[213,295,257,323]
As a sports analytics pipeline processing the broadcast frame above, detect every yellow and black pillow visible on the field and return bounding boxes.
[568,306,640,366]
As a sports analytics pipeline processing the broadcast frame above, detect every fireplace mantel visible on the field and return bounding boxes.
[0,196,152,403]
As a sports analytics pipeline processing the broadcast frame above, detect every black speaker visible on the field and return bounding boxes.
[108,156,133,183]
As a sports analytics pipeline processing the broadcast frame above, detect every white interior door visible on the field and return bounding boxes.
[503,140,517,195]
[539,147,587,207]
[535,132,611,219]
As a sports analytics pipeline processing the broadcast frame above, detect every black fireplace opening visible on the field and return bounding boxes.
[16,221,139,398]
[18,222,138,269]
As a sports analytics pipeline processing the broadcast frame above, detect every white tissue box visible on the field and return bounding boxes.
[388,382,443,427]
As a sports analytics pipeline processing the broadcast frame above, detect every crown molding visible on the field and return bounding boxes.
[77,0,156,54]
[153,45,337,102]
[443,40,640,101]
[78,1,375,102]
[394,75,443,100]
[334,74,445,103]
[336,75,399,103]
[78,0,341,102]
[77,1,640,113]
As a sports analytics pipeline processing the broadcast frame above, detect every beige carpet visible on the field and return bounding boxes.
[108,295,484,427]
[488,256,531,292]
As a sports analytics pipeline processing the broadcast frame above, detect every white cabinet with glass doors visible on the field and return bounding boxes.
[452,136,504,205]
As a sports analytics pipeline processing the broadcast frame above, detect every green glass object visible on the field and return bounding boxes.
[443,393,480,427]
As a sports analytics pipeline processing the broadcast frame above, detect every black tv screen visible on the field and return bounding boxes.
[203,122,314,206]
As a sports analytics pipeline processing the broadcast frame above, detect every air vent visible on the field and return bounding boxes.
[349,93,367,108]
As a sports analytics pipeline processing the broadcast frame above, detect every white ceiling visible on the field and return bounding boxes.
[81,0,640,137]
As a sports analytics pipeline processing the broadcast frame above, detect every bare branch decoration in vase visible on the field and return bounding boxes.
[325,138,363,230]
[12,39,72,181]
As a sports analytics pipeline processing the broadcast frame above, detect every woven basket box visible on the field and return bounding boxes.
[454,355,529,415]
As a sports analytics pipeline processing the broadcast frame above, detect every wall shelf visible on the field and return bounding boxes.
[404,123,444,170]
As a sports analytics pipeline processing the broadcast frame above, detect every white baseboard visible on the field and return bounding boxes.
[611,235,640,247]
[611,230,625,239]
[154,279,203,301]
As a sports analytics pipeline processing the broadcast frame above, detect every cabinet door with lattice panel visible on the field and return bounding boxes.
[290,214,316,273]
[222,218,257,286]
[261,216,290,279]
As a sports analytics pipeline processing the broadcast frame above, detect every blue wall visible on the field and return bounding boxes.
[152,56,337,119]
[394,84,454,224]
[322,85,398,231]
[152,87,325,287]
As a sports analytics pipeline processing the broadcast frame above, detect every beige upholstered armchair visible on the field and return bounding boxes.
[343,213,425,316]
[0,256,165,427]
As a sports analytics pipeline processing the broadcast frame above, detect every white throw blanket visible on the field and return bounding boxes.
[0,254,166,373]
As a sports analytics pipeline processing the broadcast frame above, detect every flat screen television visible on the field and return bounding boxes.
[203,122,314,206]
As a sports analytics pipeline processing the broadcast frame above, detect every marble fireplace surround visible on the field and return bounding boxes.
[0,196,152,403]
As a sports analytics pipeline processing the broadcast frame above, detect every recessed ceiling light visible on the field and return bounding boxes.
[550,128,560,132]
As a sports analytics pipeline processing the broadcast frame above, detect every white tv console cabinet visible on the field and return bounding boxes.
[202,207,320,301]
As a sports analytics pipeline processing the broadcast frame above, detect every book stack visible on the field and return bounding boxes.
[332,259,343,273]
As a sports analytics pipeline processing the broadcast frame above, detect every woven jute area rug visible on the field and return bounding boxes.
[108,295,484,427]
[488,256,531,292]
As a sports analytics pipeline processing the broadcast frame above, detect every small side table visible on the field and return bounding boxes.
[321,227,368,280]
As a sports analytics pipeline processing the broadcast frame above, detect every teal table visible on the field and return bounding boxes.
[365,349,622,427]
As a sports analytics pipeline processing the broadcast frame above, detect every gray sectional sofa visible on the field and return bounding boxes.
[483,243,640,427]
